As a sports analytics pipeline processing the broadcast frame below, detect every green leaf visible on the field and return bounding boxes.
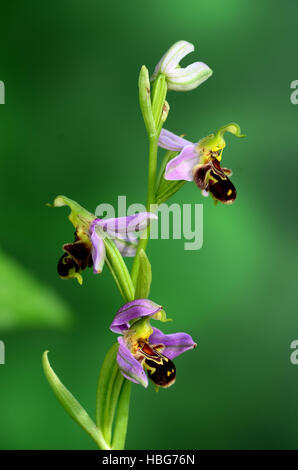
[42,351,110,450]
[156,180,186,205]
[96,344,118,429]
[103,366,124,445]
[96,343,124,446]
[112,379,131,450]
[135,249,152,299]
[0,250,72,330]
[96,343,131,450]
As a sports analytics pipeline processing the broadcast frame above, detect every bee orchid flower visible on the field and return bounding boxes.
[52,196,157,284]
[151,40,213,92]
[158,123,245,204]
[110,299,197,388]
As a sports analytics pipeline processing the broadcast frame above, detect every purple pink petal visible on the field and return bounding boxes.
[165,145,198,181]
[149,327,197,360]
[95,212,157,234]
[117,337,148,387]
[110,299,162,334]
[159,128,192,151]
[89,221,106,273]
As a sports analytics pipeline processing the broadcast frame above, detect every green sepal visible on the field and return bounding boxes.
[152,308,172,323]
[42,351,110,450]
[198,122,246,153]
[134,249,152,299]
[215,122,246,139]
[49,195,94,230]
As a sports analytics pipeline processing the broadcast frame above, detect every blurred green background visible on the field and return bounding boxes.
[0,0,297,450]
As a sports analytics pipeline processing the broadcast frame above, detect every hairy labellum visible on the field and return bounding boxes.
[193,158,236,204]
[208,168,236,204]
[139,342,176,388]
[193,163,212,189]
[57,252,81,278]
[57,232,93,280]
[63,240,93,270]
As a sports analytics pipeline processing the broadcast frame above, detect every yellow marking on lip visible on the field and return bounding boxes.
[215,148,224,161]
[227,189,232,196]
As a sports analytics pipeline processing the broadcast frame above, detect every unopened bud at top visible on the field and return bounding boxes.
[151,40,213,92]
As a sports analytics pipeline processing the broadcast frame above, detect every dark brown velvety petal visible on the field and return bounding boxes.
[207,159,237,204]
[57,253,80,278]
[63,240,92,270]
[193,163,212,189]
[139,342,176,388]
[144,354,176,388]
[209,175,237,204]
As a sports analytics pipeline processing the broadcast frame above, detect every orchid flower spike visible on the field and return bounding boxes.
[151,40,212,91]
[110,299,196,388]
[159,123,246,204]
[51,196,157,284]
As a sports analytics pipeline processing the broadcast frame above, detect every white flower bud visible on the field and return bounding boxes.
[151,40,212,91]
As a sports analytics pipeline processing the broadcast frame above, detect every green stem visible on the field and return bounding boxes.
[94,72,167,453]
[131,75,167,287]
[131,136,158,286]
[147,137,159,209]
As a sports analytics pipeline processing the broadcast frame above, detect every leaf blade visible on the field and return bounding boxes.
[96,343,118,429]
[112,379,131,450]
[42,351,110,450]
[135,249,152,299]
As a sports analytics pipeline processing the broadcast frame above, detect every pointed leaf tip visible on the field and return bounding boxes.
[42,351,110,450]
